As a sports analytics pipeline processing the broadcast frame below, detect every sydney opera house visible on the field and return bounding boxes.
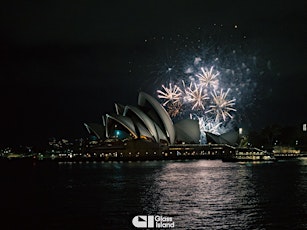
[83,92,239,160]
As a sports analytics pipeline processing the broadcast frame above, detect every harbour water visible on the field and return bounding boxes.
[1,159,306,229]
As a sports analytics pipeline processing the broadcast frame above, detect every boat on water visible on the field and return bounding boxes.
[222,147,276,162]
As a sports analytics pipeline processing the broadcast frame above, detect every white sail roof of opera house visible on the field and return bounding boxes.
[123,105,159,142]
[174,119,200,144]
[114,103,125,115]
[83,123,105,139]
[138,92,176,144]
[105,114,138,139]
[84,91,239,146]
[132,119,157,142]
[206,130,239,145]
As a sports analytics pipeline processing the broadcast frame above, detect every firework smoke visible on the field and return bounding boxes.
[157,60,237,143]
[136,29,268,143]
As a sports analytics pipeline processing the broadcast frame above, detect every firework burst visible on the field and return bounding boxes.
[157,83,182,106]
[167,103,183,117]
[156,63,237,143]
[196,66,219,90]
[206,88,236,122]
[193,115,222,134]
[148,32,263,143]
[184,83,209,110]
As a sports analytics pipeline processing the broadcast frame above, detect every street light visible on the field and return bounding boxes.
[239,128,243,135]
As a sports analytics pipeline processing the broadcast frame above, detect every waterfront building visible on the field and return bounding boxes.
[82,92,239,159]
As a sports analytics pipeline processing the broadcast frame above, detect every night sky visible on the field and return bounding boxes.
[0,0,306,147]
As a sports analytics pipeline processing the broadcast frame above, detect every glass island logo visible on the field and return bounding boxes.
[132,215,175,228]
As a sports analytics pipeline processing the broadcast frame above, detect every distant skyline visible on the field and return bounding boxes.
[0,0,306,146]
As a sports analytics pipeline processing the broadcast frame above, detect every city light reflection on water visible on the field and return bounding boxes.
[142,160,261,229]
[0,159,306,229]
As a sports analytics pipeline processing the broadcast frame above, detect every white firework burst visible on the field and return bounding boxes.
[190,114,222,134]
[184,82,209,110]
[157,83,182,106]
[206,88,236,122]
[196,66,219,90]
[190,114,227,143]
[200,118,222,135]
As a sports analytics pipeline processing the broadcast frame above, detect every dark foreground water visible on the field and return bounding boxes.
[1,159,306,230]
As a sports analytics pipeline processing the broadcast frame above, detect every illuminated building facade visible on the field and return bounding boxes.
[84,92,238,147]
